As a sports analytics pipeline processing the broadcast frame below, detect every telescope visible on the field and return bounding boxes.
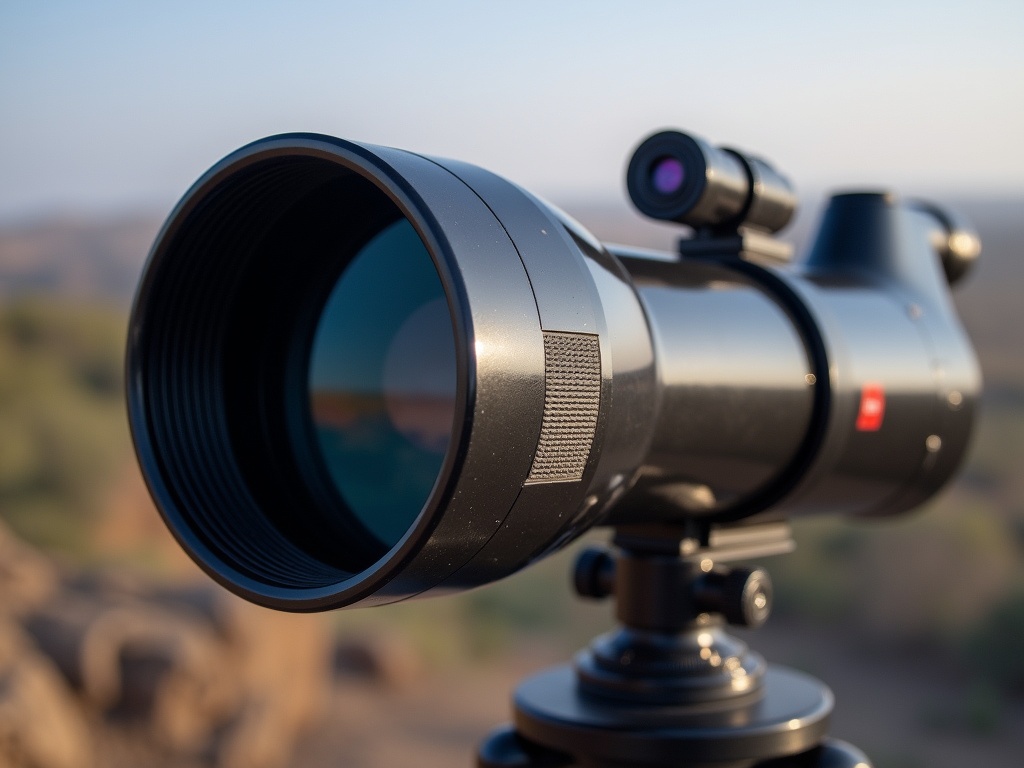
[127,128,981,767]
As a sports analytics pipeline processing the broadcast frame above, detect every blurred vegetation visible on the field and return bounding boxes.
[0,298,129,553]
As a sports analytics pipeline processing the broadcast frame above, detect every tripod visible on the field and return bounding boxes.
[477,523,873,768]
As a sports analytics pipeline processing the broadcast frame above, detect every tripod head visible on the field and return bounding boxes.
[477,521,873,768]
[572,523,782,705]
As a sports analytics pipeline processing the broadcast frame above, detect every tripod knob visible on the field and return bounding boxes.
[724,567,772,627]
[698,566,773,628]
[572,547,616,599]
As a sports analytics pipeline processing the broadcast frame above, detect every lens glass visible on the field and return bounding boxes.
[308,219,456,548]
[651,156,685,195]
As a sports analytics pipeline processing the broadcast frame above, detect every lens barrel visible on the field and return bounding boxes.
[127,134,657,611]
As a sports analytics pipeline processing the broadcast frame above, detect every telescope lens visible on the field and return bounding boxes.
[651,156,685,195]
[308,218,457,548]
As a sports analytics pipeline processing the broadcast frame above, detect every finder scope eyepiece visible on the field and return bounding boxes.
[627,130,797,234]
[127,131,980,612]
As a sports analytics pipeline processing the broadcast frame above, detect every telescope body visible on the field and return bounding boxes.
[127,134,979,610]
[612,190,978,524]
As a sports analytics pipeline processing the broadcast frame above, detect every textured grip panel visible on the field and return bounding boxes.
[527,332,601,483]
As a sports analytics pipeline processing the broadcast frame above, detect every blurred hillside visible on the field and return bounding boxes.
[3,195,1021,380]
[0,194,1022,767]
[0,216,159,304]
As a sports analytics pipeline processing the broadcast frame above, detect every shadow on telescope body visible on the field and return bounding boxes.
[126,131,980,611]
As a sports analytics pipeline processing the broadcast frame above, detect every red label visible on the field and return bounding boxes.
[856,383,886,432]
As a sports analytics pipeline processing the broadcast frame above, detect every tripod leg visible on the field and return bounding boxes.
[813,739,872,768]
[477,724,574,768]
[478,724,872,768]
[758,738,873,768]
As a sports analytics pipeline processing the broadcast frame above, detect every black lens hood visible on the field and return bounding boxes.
[128,134,657,611]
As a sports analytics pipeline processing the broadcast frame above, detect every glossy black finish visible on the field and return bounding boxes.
[609,255,817,521]
[478,730,871,768]
[777,193,980,518]
[128,133,979,611]
[512,665,832,768]
[607,192,980,523]
[420,161,658,591]
[128,135,656,611]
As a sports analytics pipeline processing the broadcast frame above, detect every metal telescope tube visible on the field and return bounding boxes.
[126,134,979,611]
[608,192,979,524]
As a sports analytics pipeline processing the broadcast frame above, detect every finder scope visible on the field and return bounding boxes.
[127,130,981,612]
[626,130,797,233]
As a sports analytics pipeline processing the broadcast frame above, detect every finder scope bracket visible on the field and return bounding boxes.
[677,227,795,266]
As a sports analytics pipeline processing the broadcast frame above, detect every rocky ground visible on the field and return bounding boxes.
[3,520,1022,768]
[0,522,328,768]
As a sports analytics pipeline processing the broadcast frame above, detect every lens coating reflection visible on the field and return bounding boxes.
[308,220,456,548]
[652,156,685,195]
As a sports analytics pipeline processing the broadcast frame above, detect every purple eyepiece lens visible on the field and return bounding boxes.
[651,156,685,195]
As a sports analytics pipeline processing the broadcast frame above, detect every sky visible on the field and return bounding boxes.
[1,1,1022,221]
